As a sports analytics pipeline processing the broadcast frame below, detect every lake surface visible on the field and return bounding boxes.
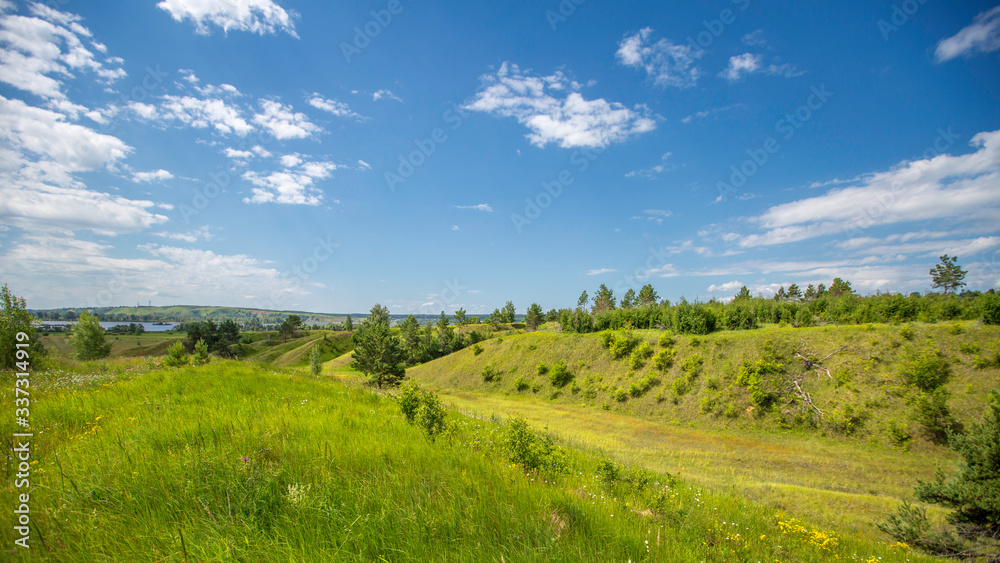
[41,321,180,332]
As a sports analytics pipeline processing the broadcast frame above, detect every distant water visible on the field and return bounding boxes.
[41,321,179,332]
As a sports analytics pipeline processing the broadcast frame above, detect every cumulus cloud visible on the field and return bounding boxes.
[252,99,320,140]
[707,281,744,294]
[157,0,298,37]
[242,155,338,206]
[616,28,702,88]
[464,62,656,149]
[132,169,173,183]
[0,4,125,108]
[155,95,253,136]
[307,93,365,121]
[935,6,1000,62]
[737,129,1000,248]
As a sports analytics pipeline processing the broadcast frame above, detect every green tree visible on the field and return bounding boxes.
[592,284,615,314]
[638,284,658,307]
[828,278,853,297]
[525,303,544,331]
[620,288,636,309]
[163,341,189,367]
[0,284,41,370]
[345,314,353,332]
[787,283,802,301]
[351,304,406,388]
[501,301,516,324]
[71,312,111,360]
[193,338,210,366]
[453,308,467,326]
[804,284,817,300]
[577,290,589,309]
[399,314,421,363]
[279,314,302,342]
[916,390,1000,535]
[733,286,752,302]
[309,345,322,376]
[489,308,503,329]
[930,255,968,295]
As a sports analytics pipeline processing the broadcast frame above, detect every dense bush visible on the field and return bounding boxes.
[548,359,573,387]
[737,359,783,407]
[901,348,950,392]
[501,417,566,474]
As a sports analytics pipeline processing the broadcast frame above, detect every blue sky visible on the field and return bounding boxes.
[1,0,999,315]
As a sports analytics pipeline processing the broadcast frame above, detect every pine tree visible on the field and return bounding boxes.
[733,286,752,302]
[620,288,636,309]
[638,284,659,307]
[501,301,516,323]
[592,284,615,314]
[309,345,322,376]
[525,303,544,331]
[351,304,406,388]
[930,255,968,294]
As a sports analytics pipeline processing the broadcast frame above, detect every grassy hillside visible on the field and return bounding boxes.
[405,321,999,539]
[409,321,999,444]
[1,359,927,562]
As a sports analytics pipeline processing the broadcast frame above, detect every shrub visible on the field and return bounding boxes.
[671,377,688,396]
[193,338,210,366]
[608,328,641,359]
[699,395,717,414]
[899,325,915,340]
[514,376,529,392]
[901,349,950,392]
[548,359,573,387]
[972,351,1000,369]
[958,342,980,355]
[481,363,500,382]
[611,387,629,402]
[705,377,719,390]
[399,382,447,440]
[658,331,675,347]
[887,420,912,450]
[794,308,815,328]
[736,359,783,407]
[681,355,704,379]
[652,348,677,371]
[307,344,321,375]
[628,350,645,370]
[913,388,960,444]
[979,293,1000,325]
[536,362,549,375]
[415,391,447,440]
[501,417,566,474]
[163,341,190,367]
[472,343,484,355]
[825,404,864,435]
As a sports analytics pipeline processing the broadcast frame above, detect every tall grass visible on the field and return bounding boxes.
[1,360,930,561]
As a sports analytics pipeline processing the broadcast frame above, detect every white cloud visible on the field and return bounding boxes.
[157,0,298,37]
[738,129,1000,248]
[451,225,460,231]
[152,226,212,242]
[0,6,126,103]
[681,103,744,124]
[1,234,312,309]
[132,169,174,183]
[356,159,371,170]
[252,99,320,140]
[616,28,702,88]
[456,203,494,212]
[128,102,158,120]
[224,147,254,160]
[707,281,744,293]
[156,95,253,136]
[625,153,674,178]
[720,53,801,81]
[279,153,302,168]
[372,89,402,102]
[586,268,617,276]
[935,6,1000,62]
[307,93,365,121]
[631,208,672,225]
[242,170,323,205]
[464,62,656,149]
[720,53,761,81]
[742,29,766,46]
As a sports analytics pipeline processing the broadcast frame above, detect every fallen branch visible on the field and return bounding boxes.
[790,377,824,419]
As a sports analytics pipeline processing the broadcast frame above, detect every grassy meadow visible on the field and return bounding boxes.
[1,359,928,562]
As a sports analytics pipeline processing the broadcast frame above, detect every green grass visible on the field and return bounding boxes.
[1,360,930,562]
[39,332,186,360]
[401,321,1000,548]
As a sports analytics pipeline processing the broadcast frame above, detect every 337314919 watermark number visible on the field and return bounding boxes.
[12,331,33,549]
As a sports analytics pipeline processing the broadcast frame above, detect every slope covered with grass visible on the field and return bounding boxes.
[2,360,927,562]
